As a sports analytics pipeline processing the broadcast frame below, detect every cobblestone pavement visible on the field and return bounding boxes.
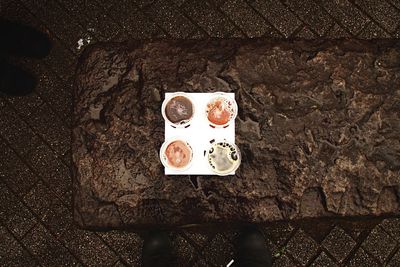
[1,0,400,266]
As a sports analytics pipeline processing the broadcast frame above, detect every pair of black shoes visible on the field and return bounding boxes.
[0,19,51,96]
[142,226,272,267]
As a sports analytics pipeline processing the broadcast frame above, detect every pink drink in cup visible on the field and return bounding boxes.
[160,138,193,171]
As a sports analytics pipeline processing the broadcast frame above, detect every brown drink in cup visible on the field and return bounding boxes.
[162,93,194,128]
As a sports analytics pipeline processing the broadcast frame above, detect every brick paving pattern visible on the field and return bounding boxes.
[0,0,399,266]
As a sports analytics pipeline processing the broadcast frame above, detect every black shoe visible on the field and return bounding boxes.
[142,231,174,267]
[0,60,36,96]
[235,226,272,267]
[0,19,51,58]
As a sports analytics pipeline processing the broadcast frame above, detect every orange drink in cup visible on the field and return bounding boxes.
[206,92,237,128]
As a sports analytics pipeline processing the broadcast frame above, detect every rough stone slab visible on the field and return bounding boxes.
[73,39,400,229]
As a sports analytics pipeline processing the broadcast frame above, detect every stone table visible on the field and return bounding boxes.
[73,39,400,229]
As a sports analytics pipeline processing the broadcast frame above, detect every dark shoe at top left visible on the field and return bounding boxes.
[0,18,51,58]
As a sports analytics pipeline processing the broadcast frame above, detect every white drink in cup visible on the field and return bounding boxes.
[205,140,241,175]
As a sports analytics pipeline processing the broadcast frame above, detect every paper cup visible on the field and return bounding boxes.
[205,92,238,128]
[160,138,193,171]
[161,92,194,128]
[205,140,241,176]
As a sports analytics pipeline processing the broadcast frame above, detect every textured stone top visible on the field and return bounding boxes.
[73,39,400,229]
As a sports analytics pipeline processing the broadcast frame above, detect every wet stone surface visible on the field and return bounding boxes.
[361,225,397,263]
[73,39,400,228]
[348,248,380,267]
[286,229,319,266]
[321,226,356,262]
[310,252,337,267]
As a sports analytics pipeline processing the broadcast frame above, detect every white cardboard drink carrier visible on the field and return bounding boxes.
[161,92,238,175]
